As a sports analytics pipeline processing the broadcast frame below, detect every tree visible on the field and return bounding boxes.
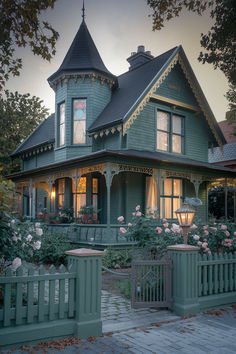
[0,0,59,90]
[147,0,236,85]
[225,84,236,136]
[0,90,49,175]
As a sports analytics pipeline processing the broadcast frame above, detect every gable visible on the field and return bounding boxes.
[155,63,199,108]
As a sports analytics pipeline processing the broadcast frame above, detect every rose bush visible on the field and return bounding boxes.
[118,206,236,254]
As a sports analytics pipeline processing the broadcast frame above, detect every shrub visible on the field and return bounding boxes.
[34,232,72,265]
[117,206,236,255]
[102,248,132,269]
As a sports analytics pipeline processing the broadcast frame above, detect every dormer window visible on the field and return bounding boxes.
[157,111,184,154]
[73,99,86,144]
[59,102,65,146]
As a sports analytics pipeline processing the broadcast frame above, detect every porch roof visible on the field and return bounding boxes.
[8,149,236,181]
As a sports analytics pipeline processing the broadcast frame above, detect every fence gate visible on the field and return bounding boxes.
[131,255,173,309]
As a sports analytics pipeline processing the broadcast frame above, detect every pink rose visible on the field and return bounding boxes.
[117,216,124,222]
[33,241,41,250]
[12,257,22,271]
[193,235,200,241]
[208,250,211,254]
[135,205,140,211]
[210,227,217,232]
[163,222,169,228]
[132,212,136,216]
[26,234,32,242]
[156,226,162,234]
[171,224,181,233]
[202,242,208,248]
[35,228,43,236]
[35,222,41,228]
[203,225,208,230]
[12,235,18,242]
[136,211,142,217]
[22,243,26,248]
[120,227,127,234]
[204,230,209,236]
[234,231,236,236]
[191,224,198,230]
[197,241,202,246]
[162,218,167,222]
[205,248,210,252]
[221,224,227,231]
[225,231,230,237]
[165,228,170,233]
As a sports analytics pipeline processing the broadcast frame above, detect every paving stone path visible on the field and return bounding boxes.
[2,289,236,353]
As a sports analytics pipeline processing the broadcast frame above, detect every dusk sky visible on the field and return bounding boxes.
[5,0,229,122]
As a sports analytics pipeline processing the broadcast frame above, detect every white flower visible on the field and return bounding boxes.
[128,223,132,227]
[193,235,200,241]
[12,257,22,271]
[26,234,32,242]
[33,241,41,250]
[191,224,198,230]
[35,222,41,228]
[12,235,18,242]
[35,228,43,236]
[10,219,16,226]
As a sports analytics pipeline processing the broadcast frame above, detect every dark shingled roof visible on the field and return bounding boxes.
[48,20,116,83]
[11,114,55,157]
[88,47,178,132]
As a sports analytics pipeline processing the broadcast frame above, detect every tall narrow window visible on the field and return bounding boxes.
[160,178,182,219]
[146,176,158,217]
[59,102,65,146]
[73,99,86,144]
[157,111,184,153]
[57,179,65,208]
[72,177,86,217]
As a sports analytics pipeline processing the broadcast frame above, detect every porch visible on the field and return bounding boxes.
[11,150,236,247]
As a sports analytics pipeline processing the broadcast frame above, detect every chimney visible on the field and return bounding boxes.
[127,45,154,71]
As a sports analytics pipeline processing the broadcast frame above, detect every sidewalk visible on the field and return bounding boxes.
[1,291,236,353]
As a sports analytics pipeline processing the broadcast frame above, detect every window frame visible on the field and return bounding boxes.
[160,178,183,219]
[72,98,87,145]
[58,101,65,147]
[156,110,184,154]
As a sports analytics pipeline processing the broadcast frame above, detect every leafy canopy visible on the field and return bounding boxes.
[0,0,59,90]
[0,90,49,175]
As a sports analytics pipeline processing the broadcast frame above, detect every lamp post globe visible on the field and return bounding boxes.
[175,202,196,245]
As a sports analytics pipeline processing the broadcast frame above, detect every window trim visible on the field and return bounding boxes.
[72,98,87,145]
[160,178,183,219]
[156,110,184,154]
[58,101,65,147]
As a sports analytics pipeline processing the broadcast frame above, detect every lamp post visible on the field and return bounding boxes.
[175,202,196,245]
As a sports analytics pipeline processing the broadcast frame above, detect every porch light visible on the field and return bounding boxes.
[175,202,196,245]
[51,191,55,198]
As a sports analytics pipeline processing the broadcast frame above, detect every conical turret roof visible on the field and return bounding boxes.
[48,20,116,83]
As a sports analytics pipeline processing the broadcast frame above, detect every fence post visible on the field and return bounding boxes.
[65,248,104,338]
[167,244,200,317]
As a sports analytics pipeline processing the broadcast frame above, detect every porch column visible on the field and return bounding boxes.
[234,187,236,224]
[224,177,228,221]
[105,162,112,228]
[49,178,53,213]
[29,179,33,220]
[32,185,36,219]
[74,169,78,219]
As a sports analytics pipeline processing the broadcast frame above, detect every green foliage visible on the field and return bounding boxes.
[34,232,72,265]
[58,207,74,223]
[118,206,236,255]
[0,91,49,175]
[0,177,15,213]
[115,279,131,299]
[0,216,43,263]
[226,84,236,135]
[208,186,235,220]
[0,0,59,89]
[102,248,132,269]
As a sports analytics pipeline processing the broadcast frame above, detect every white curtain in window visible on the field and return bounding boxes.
[146,177,158,216]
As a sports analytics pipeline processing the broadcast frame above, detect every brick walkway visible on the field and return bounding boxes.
[2,291,236,353]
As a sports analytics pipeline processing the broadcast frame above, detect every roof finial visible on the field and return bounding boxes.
[82,0,85,21]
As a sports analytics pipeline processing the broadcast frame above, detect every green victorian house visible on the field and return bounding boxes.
[10,15,236,247]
